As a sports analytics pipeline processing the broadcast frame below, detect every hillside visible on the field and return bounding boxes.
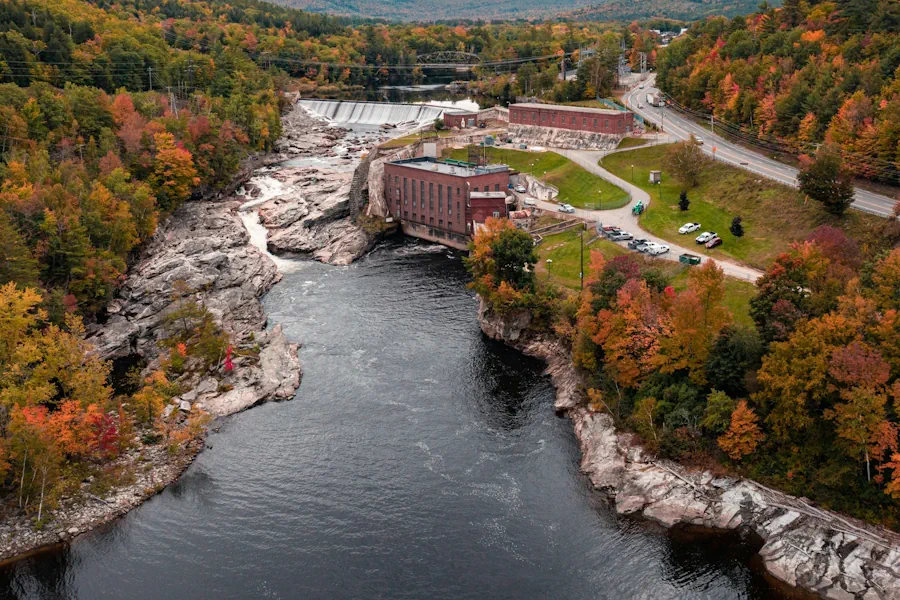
[657,0,900,184]
[275,0,770,22]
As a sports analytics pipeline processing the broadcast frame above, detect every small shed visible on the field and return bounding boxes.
[649,170,662,184]
[443,111,478,129]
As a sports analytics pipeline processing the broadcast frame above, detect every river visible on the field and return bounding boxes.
[0,238,788,599]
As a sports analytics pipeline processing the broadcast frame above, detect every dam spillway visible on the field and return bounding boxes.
[298,99,447,131]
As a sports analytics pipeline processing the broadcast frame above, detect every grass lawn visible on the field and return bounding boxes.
[601,144,883,270]
[534,228,628,289]
[616,137,649,150]
[380,129,459,149]
[443,146,630,210]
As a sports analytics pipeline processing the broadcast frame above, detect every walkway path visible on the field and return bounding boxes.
[522,147,764,283]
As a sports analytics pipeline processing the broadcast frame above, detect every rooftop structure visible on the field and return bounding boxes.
[508,102,623,117]
[387,157,508,177]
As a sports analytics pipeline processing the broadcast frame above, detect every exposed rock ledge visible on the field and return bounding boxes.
[253,166,375,266]
[477,297,900,600]
[89,196,301,417]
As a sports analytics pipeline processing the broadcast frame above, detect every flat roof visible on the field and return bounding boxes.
[509,103,624,117]
[470,191,507,199]
[387,157,508,177]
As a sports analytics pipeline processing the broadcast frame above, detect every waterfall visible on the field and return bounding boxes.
[298,100,446,130]
[237,174,299,273]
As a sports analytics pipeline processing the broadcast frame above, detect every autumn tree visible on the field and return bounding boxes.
[663,137,707,188]
[718,400,764,460]
[151,132,199,212]
[798,147,855,216]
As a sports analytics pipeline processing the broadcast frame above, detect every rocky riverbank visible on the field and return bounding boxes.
[477,298,900,600]
[242,101,384,265]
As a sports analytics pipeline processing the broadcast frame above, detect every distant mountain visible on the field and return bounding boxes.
[274,0,771,21]
[563,0,778,22]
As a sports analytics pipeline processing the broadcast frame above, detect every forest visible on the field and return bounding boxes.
[470,216,900,528]
[657,0,900,183]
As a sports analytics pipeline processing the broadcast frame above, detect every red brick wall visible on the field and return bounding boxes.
[444,113,477,128]
[509,105,633,135]
[383,163,509,237]
[469,196,508,225]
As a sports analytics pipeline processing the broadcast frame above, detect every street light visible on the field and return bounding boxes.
[598,190,603,211]
[631,164,634,182]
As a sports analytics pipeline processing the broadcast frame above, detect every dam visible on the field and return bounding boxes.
[299,99,448,131]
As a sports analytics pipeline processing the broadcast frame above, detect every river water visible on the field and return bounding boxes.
[0,240,787,599]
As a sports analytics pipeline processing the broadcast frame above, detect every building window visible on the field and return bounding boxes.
[404,211,408,218]
[447,187,452,214]
[494,184,499,191]
[438,184,443,213]
[572,116,576,125]
[429,217,434,225]
[420,181,425,209]
[412,212,417,219]
[532,112,536,121]
[457,201,461,213]
[593,118,598,128]
[412,179,417,203]
[439,219,443,226]
[448,222,453,230]
[604,119,609,129]
[493,211,500,218]
[582,117,587,126]
[551,114,556,122]
[473,186,478,192]
[512,111,517,120]
[542,113,547,122]
[429,183,434,210]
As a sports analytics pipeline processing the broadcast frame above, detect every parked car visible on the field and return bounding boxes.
[628,238,649,250]
[648,244,670,255]
[678,222,701,234]
[705,237,723,249]
[639,84,645,89]
[695,231,717,244]
[515,185,527,193]
[558,204,576,213]
[638,102,644,109]
[610,231,634,241]
[523,198,537,207]
[636,241,653,253]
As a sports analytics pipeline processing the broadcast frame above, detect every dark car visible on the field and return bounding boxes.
[706,237,723,249]
[628,238,649,250]
[478,122,487,128]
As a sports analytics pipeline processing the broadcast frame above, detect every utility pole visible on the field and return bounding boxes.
[580,222,585,290]
[710,114,715,136]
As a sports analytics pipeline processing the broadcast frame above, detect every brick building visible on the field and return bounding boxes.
[383,157,510,250]
[443,111,478,129]
[508,103,634,135]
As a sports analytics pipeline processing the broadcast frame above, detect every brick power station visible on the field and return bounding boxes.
[383,157,510,250]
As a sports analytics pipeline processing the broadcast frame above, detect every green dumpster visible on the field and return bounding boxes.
[679,253,701,266]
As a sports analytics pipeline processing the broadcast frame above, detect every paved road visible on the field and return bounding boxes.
[518,147,764,283]
[622,76,899,218]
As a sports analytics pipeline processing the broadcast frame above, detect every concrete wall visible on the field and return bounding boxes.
[510,124,620,151]
[402,221,469,251]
